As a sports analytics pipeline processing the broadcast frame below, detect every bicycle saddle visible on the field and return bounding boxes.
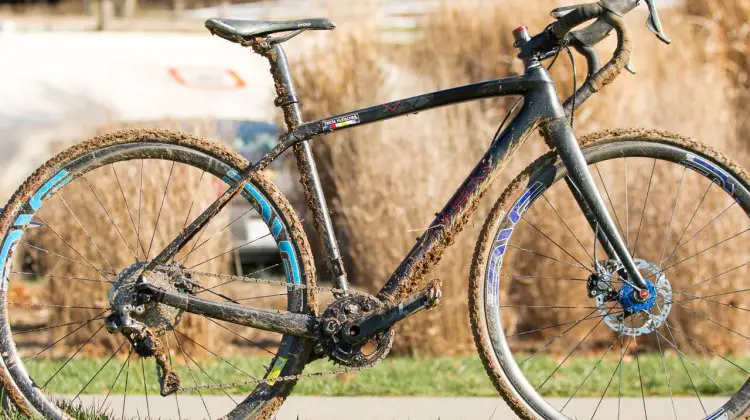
[205,18,335,44]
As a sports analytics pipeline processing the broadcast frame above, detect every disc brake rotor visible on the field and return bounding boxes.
[595,258,673,336]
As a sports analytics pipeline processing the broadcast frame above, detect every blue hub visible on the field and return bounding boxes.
[617,279,657,313]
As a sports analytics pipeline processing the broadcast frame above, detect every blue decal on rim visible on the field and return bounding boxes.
[0,230,22,291]
[224,170,301,286]
[487,182,546,307]
[29,170,72,210]
[684,154,735,195]
[2,170,72,291]
[14,214,33,227]
[706,408,728,420]
[508,182,544,224]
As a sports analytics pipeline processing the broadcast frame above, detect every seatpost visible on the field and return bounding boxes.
[251,40,350,294]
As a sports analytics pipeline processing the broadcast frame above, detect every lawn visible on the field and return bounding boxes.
[22,353,748,398]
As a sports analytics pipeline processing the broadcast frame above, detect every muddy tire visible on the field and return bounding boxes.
[0,129,316,419]
[470,129,750,420]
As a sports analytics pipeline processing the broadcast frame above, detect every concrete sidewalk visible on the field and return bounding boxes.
[70,395,727,419]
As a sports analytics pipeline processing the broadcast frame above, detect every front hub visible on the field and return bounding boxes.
[593,258,673,337]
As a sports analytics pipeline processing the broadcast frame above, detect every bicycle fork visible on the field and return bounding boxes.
[544,117,650,293]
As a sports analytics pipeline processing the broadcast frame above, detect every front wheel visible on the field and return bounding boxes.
[470,129,749,420]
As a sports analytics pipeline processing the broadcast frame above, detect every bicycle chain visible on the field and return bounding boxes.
[157,266,377,392]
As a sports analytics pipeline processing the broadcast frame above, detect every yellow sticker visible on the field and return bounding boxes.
[266,356,287,386]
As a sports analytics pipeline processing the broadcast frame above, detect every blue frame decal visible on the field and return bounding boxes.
[487,181,546,307]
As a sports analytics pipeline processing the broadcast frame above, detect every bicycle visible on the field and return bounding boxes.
[0,0,747,418]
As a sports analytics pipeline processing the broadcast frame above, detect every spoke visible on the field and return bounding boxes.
[658,326,726,393]
[141,358,151,420]
[635,338,649,420]
[625,157,630,247]
[27,310,108,360]
[688,260,750,291]
[594,164,627,247]
[499,304,600,309]
[100,346,132,413]
[137,159,144,260]
[665,323,749,374]
[662,182,713,266]
[658,167,688,268]
[122,354,130,420]
[41,323,105,389]
[12,315,107,335]
[33,215,114,279]
[173,331,212,420]
[561,333,619,412]
[146,161,175,260]
[519,307,599,367]
[662,228,750,273]
[673,301,749,340]
[508,310,623,338]
[11,271,112,285]
[537,307,610,390]
[507,245,589,271]
[56,193,117,274]
[174,329,257,379]
[112,163,147,259]
[172,170,207,264]
[10,301,109,310]
[20,242,103,275]
[204,317,275,356]
[74,341,127,401]
[180,206,254,265]
[503,274,588,282]
[661,321,707,415]
[175,335,239,405]
[82,175,139,262]
[590,334,634,420]
[187,232,274,270]
[521,216,592,270]
[665,201,737,266]
[652,320,678,420]
[165,334,182,420]
[671,288,749,311]
[631,158,657,257]
[542,194,594,261]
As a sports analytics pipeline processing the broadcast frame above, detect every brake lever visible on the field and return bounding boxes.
[643,0,671,44]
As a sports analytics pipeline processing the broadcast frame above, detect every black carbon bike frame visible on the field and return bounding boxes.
[138,39,649,341]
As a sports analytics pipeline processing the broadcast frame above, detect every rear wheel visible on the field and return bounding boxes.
[0,129,316,419]
[470,129,750,419]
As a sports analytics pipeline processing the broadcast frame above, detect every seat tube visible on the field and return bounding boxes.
[547,117,649,291]
[265,43,350,294]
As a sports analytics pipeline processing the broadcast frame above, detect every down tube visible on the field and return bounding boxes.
[377,102,544,303]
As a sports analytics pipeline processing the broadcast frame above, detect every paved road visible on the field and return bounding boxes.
[70,395,727,419]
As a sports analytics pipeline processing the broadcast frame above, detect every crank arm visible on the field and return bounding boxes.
[137,283,318,338]
[341,280,442,345]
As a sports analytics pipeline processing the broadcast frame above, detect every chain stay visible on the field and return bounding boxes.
[157,265,373,393]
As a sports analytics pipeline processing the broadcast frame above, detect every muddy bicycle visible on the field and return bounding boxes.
[0,0,747,418]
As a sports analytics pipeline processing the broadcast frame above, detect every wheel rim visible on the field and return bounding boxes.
[0,142,311,419]
[484,141,750,420]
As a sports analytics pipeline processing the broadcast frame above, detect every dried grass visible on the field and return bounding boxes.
[292,0,747,354]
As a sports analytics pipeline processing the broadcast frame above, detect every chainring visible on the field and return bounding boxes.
[318,294,395,368]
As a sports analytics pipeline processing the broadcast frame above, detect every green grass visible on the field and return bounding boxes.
[23,354,748,398]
